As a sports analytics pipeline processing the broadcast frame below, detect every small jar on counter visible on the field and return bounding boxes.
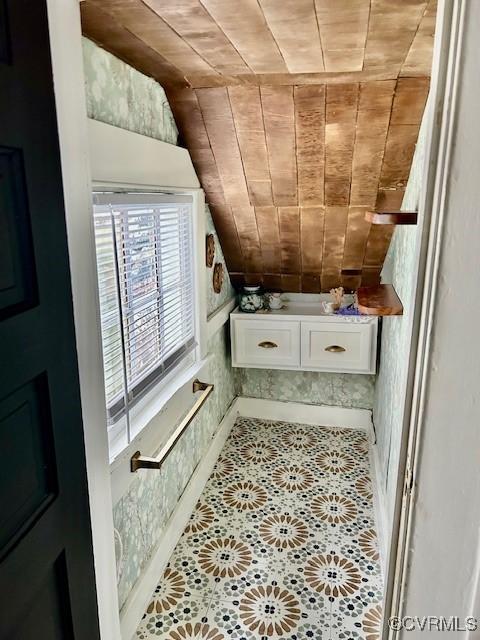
[239,285,264,313]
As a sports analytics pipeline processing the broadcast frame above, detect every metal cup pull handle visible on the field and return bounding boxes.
[325,345,346,353]
[258,340,278,349]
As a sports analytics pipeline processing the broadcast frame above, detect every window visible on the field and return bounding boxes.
[93,192,196,454]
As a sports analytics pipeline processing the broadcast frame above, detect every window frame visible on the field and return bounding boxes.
[93,192,196,419]
[92,182,207,463]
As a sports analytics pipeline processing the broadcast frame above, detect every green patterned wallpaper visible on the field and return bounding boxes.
[235,368,375,409]
[373,105,429,532]
[206,207,235,316]
[82,37,178,144]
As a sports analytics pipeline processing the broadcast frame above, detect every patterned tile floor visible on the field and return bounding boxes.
[136,417,383,640]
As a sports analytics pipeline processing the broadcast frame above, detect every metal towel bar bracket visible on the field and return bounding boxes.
[130,379,214,472]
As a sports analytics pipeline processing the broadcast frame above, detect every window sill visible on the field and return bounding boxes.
[109,354,210,499]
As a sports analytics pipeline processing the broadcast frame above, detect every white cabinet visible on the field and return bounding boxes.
[231,319,300,368]
[231,304,377,374]
[301,321,375,373]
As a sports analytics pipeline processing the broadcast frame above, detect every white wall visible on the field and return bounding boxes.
[46,2,121,638]
[400,1,480,633]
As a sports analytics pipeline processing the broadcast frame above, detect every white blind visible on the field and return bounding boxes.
[92,193,195,432]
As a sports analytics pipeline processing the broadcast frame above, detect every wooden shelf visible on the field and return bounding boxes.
[357,284,403,316]
[365,210,418,225]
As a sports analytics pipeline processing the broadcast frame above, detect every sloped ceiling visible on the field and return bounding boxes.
[81,0,436,292]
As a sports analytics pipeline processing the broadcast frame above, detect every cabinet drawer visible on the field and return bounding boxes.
[232,319,300,368]
[301,321,375,373]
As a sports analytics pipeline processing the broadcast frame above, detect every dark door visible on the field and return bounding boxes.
[0,1,100,638]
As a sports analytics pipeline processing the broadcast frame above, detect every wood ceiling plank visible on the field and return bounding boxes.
[81,2,186,88]
[278,207,301,274]
[199,0,288,74]
[322,49,365,74]
[255,206,281,274]
[231,205,264,273]
[189,148,225,205]
[281,274,301,293]
[167,88,226,204]
[324,84,358,207]
[321,206,348,291]
[187,69,400,87]
[379,124,420,190]
[401,0,437,77]
[295,85,325,206]
[196,87,250,206]
[167,87,210,149]
[301,206,325,275]
[341,272,362,292]
[261,86,298,206]
[390,77,430,125]
[342,206,371,270]
[244,273,264,286]
[363,225,396,267]
[262,274,283,291]
[364,0,428,74]
[88,0,218,76]
[229,272,245,289]
[360,266,382,288]
[228,87,273,206]
[374,78,429,198]
[315,0,370,72]
[375,188,405,212]
[143,0,250,75]
[245,180,273,207]
[301,274,321,293]
[259,0,324,73]
[350,80,395,207]
[209,205,244,273]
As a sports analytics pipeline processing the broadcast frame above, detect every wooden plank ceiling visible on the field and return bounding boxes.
[81,0,435,292]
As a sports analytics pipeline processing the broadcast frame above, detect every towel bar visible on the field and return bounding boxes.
[130,379,214,472]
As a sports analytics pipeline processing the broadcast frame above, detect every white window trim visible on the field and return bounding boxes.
[88,120,208,483]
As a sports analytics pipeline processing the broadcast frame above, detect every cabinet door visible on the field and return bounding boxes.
[232,319,300,368]
[301,322,375,373]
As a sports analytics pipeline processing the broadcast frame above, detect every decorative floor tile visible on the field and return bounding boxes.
[136,594,212,639]
[136,418,383,639]
[206,584,330,640]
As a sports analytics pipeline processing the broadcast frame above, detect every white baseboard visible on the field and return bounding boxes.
[235,397,373,436]
[120,401,239,640]
[369,441,389,577]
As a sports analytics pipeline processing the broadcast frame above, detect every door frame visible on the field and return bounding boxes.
[46,1,121,638]
[383,0,466,636]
